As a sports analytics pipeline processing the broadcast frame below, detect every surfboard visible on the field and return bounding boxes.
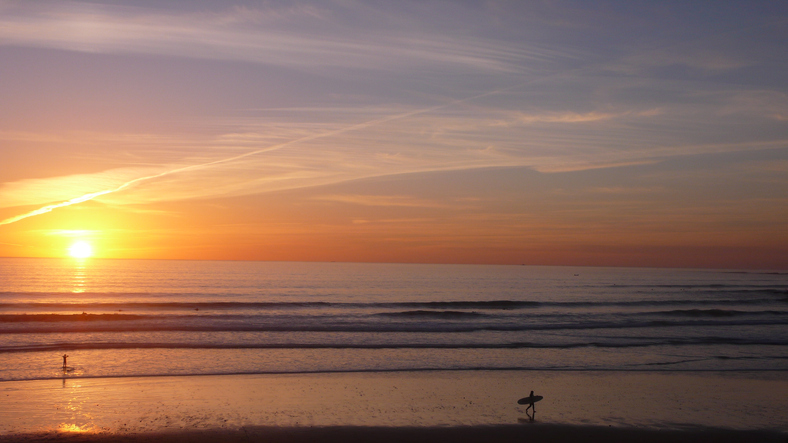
[517,395,543,405]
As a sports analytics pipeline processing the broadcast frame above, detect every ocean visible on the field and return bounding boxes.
[1,258,786,382]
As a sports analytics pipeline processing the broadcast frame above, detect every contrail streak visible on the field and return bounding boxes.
[4,14,770,229]
[0,86,515,227]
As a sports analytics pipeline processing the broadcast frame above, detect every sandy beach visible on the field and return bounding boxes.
[1,370,786,441]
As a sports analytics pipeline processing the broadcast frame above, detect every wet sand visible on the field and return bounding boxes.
[1,371,786,440]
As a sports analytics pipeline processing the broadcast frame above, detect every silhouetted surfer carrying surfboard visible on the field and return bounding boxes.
[517,391,543,421]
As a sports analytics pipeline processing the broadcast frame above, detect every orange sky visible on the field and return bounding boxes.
[1,1,786,269]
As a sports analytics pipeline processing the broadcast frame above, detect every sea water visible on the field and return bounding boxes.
[0,258,786,382]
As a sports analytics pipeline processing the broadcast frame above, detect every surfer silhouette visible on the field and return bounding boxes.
[525,391,536,413]
[62,354,68,370]
[517,390,543,422]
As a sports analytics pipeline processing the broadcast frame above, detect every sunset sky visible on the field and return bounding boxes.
[1,1,786,269]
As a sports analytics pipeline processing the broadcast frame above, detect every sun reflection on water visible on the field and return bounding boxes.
[71,261,87,293]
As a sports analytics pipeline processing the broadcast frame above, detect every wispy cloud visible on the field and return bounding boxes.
[583,186,664,195]
[3,95,785,225]
[0,167,164,209]
[1,0,785,230]
[42,229,99,238]
[610,48,751,76]
[516,111,622,124]
[352,218,435,225]
[0,1,566,73]
[315,195,462,209]
[0,95,503,223]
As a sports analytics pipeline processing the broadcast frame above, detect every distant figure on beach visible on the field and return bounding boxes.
[62,354,68,370]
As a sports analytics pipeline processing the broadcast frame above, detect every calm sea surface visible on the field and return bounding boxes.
[0,258,786,381]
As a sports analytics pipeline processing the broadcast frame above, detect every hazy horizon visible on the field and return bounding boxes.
[2,255,786,273]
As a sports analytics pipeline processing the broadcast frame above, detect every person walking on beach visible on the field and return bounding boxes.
[525,391,536,414]
[62,354,68,370]
[517,390,542,422]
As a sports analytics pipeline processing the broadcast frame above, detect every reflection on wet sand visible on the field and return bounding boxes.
[52,378,106,437]
[1,371,787,436]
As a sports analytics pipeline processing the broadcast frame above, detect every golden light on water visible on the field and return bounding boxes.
[68,241,93,259]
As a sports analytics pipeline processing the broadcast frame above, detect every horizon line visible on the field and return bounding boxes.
[0,255,785,273]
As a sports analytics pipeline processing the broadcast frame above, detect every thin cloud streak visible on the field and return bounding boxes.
[315,195,467,209]
[3,98,785,219]
[0,2,567,73]
[0,188,116,226]
[0,87,518,225]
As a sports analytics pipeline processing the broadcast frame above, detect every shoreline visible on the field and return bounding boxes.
[1,424,786,443]
[4,366,788,384]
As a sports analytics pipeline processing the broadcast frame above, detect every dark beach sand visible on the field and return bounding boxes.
[0,425,785,443]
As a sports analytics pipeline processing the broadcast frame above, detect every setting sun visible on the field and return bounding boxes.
[68,241,93,258]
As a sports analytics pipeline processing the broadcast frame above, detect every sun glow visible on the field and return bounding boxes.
[68,241,93,258]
